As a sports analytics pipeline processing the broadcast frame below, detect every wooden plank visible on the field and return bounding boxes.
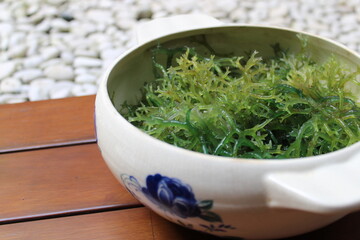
[1,207,359,240]
[150,211,224,240]
[0,207,223,240]
[0,208,153,240]
[0,143,139,223]
[151,210,360,240]
[0,95,96,153]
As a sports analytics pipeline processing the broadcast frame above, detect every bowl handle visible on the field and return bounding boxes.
[136,13,223,45]
[265,149,360,214]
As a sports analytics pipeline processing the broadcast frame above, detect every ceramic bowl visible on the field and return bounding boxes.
[95,14,360,239]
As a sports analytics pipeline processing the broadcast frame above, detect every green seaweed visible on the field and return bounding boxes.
[120,42,360,159]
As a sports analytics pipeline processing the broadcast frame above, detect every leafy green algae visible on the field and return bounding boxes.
[120,43,360,159]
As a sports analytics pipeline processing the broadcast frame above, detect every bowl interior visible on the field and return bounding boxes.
[106,25,360,112]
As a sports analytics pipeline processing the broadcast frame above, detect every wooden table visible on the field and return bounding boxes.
[0,95,359,240]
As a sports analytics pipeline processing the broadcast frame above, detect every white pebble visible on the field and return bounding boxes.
[0,23,14,37]
[269,5,289,18]
[35,18,51,32]
[98,42,114,51]
[17,23,34,33]
[88,33,112,46]
[124,37,137,49]
[338,32,359,44]
[229,8,247,22]
[75,74,97,83]
[5,97,27,104]
[70,21,97,37]
[41,46,60,61]
[74,57,102,67]
[248,9,267,22]
[44,64,74,80]
[0,7,12,22]
[7,45,27,58]
[318,31,335,39]
[97,0,113,8]
[0,61,17,80]
[86,9,114,24]
[0,78,22,93]
[51,18,70,32]
[115,18,135,30]
[27,4,40,16]
[88,67,102,76]
[60,51,75,64]
[49,81,74,99]
[41,5,58,18]
[74,67,88,75]
[28,78,56,101]
[340,15,358,31]
[9,32,26,47]
[307,20,328,32]
[23,56,44,68]
[74,49,99,58]
[100,48,124,60]
[291,21,306,31]
[66,39,91,51]
[136,4,154,20]
[59,12,75,22]
[29,11,45,24]
[20,84,29,94]
[96,23,107,32]
[14,69,44,83]
[105,25,119,36]
[71,83,97,96]
[26,41,41,56]
[102,59,115,71]
[0,93,28,104]
[47,0,66,5]
[40,58,64,69]
[151,10,168,19]
[217,0,238,13]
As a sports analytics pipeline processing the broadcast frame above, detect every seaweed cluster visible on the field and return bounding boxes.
[120,41,360,159]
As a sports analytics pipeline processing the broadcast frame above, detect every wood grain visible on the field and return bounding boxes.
[0,207,235,240]
[150,211,224,240]
[1,96,360,240]
[0,95,96,153]
[151,210,360,240]
[0,143,139,223]
[0,208,153,240]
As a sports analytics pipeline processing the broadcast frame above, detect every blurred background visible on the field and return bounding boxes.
[0,0,359,104]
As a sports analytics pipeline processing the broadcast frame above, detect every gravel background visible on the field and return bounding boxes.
[0,0,359,104]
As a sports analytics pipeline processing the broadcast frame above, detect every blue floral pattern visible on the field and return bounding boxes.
[142,174,223,222]
[121,173,236,234]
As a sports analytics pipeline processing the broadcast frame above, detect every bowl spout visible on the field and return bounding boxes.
[265,148,360,214]
[136,13,222,45]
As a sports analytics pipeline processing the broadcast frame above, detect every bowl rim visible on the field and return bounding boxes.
[96,24,360,164]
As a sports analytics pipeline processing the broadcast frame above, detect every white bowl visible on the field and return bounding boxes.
[95,14,360,239]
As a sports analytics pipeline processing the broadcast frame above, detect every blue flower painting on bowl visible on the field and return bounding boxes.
[121,173,235,233]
